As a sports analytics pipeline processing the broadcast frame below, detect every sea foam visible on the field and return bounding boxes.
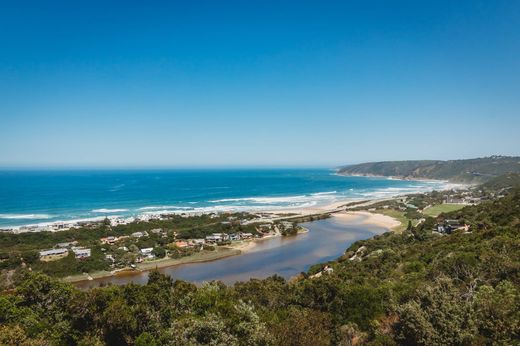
[0,213,53,220]
[92,208,129,213]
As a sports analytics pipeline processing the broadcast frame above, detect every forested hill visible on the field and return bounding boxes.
[337,156,520,183]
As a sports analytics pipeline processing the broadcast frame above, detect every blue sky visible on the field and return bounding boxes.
[1,1,519,167]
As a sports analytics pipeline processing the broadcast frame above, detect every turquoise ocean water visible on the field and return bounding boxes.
[0,169,449,228]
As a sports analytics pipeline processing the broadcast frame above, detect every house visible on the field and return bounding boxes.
[205,233,229,243]
[205,235,222,243]
[229,233,240,241]
[131,231,144,238]
[259,224,272,231]
[52,222,70,230]
[174,241,189,248]
[240,232,253,239]
[39,248,69,260]
[191,239,205,245]
[105,254,115,262]
[281,221,294,229]
[72,247,91,259]
[437,219,468,234]
[218,233,229,241]
[150,228,163,234]
[100,236,117,245]
[56,241,78,248]
[140,247,154,259]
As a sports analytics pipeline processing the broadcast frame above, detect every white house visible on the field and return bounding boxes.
[39,248,68,258]
[72,247,91,259]
[140,247,154,259]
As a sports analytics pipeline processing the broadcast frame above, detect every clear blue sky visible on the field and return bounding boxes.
[1,1,519,168]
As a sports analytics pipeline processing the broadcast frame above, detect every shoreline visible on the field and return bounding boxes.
[2,176,461,232]
[63,247,242,284]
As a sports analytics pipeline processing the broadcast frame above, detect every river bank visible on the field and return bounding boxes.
[70,211,397,288]
[64,227,311,284]
[63,247,241,283]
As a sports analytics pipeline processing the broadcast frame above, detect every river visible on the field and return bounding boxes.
[75,214,387,289]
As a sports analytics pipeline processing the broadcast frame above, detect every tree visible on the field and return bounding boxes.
[153,247,166,258]
[474,281,520,344]
[396,277,477,345]
[135,332,158,346]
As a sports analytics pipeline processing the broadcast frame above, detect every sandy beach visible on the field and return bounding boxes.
[332,211,401,230]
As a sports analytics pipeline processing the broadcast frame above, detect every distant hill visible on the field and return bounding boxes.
[337,156,520,183]
[478,172,520,192]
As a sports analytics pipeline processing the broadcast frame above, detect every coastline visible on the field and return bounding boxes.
[1,174,460,232]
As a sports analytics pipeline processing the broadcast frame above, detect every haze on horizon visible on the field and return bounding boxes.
[1,1,519,168]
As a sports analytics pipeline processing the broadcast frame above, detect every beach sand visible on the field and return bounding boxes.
[332,211,401,230]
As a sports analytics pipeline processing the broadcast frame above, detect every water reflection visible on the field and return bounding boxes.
[75,215,387,289]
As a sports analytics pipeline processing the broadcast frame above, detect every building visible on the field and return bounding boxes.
[174,241,189,248]
[205,234,222,243]
[436,219,469,234]
[39,248,69,260]
[72,247,91,259]
[229,233,240,241]
[281,221,294,229]
[191,239,205,245]
[131,231,144,238]
[140,247,154,259]
[205,233,229,243]
[56,241,78,248]
[100,236,117,245]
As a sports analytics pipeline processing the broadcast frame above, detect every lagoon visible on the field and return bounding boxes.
[75,214,387,289]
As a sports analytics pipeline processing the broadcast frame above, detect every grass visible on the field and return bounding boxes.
[372,209,425,233]
[423,203,465,217]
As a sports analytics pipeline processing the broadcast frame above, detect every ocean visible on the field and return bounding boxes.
[0,168,449,228]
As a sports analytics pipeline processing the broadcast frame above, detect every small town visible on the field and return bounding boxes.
[31,212,303,278]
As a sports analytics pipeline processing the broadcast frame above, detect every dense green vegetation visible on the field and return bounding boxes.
[337,156,520,183]
[1,186,520,345]
[478,172,520,193]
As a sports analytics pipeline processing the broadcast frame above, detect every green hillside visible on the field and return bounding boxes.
[338,156,520,183]
[478,172,520,192]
